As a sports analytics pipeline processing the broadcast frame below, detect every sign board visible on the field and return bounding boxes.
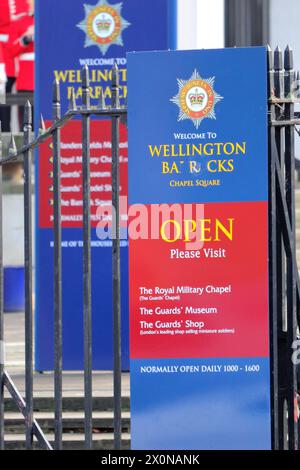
[128,47,271,449]
[35,0,171,370]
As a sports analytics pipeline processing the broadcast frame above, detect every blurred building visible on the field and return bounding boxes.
[176,0,300,160]
[176,0,300,53]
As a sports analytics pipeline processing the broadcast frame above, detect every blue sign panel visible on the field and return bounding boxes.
[128,48,268,205]
[35,0,171,370]
[128,48,271,449]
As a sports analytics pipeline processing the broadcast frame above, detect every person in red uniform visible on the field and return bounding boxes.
[8,0,34,92]
[0,0,29,130]
[8,0,34,126]
[0,0,12,128]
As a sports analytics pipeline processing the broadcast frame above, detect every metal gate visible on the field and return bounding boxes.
[0,46,300,450]
[0,63,125,450]
[268,45,300,450]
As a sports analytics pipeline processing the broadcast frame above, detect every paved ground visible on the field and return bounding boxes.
[4,312,130,397]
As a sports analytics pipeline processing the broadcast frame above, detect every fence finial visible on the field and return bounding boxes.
[8,133,17,157]
[267,45,273,71]
[112,62,120,108]
[24,100,32,127]
[69,88,77,111]
[112,62,119,88]
[81,65,90,108]
[39,114,46,133]
[284,45,293,71]
[274,46,283,71]
[82,64,89,88]
[53,79,61,103]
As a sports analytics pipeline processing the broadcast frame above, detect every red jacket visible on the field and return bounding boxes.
[8,13,34,90]
[0,0,28,77]
[0,1,10,28]
[0,0,11,73]
[8,0,29,21]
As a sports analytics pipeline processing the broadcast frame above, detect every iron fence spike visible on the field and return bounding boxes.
[82,64,89,88]
[8,133,17,156]
[39,114,46,133]
[81,65,90,109]
[112,62,119,87]
[284,45,293,71]
[53,79,61,103]
[24,100,32,126]
[267,45,273,70]
[69,88,77,110]
[274,46,283,71]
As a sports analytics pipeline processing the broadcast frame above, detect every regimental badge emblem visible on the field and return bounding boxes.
[171,69,223,129]
[77,0,130,55]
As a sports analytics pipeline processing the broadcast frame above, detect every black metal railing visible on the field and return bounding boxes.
[0,64,125,450]
[268,45,300,450]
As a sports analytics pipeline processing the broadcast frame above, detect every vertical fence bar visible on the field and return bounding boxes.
[268,45,279,450]
[23,101,33,449]
[0,123,4,450]
[82,65,92,450]
[274,46,285,332]
[111,63,122,450]
[273,46,286,449]
[284,45,298,450]
[52,80,63,450]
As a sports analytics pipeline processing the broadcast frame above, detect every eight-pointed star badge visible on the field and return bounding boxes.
[77,0,130,55]
[170,69,223,129]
